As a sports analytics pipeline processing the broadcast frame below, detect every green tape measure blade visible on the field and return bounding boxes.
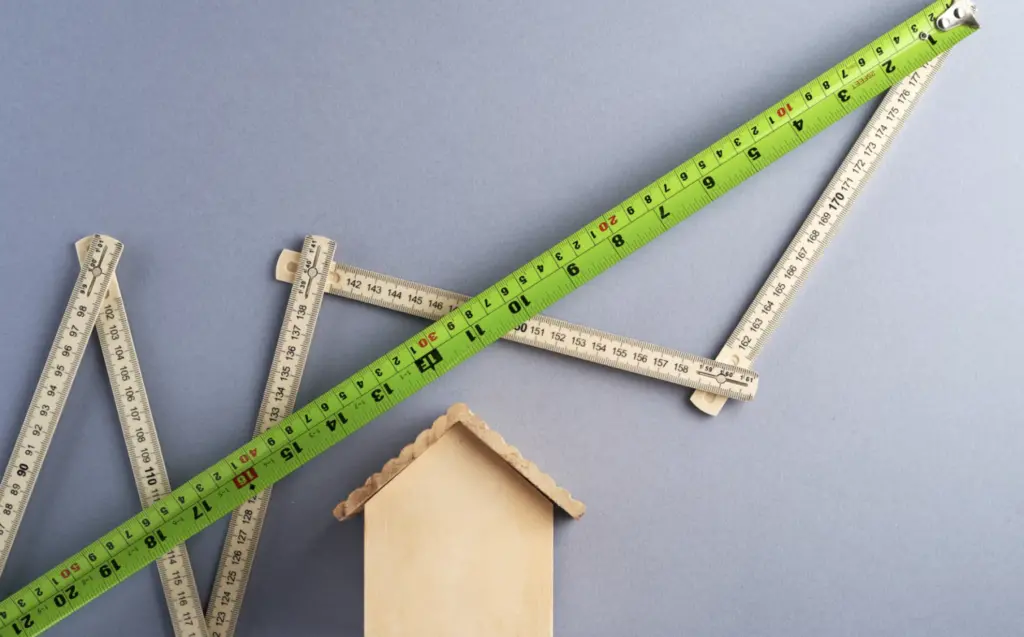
[0,3,976,635]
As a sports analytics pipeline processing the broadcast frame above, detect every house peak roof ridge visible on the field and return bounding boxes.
[333,403,585,521]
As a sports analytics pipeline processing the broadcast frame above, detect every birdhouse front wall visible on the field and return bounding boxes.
[363,424,555,637]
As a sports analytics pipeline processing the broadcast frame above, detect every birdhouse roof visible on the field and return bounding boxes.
[334,403,585,521]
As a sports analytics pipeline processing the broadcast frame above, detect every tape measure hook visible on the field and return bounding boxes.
[936,1,979,31]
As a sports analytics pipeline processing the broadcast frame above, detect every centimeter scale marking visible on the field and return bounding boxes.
[0,4,977,635]
[205,236,335,637]
[72,238,209,637]
[691,51,953,415]
[275,250,758,400]
[0,235,122,602]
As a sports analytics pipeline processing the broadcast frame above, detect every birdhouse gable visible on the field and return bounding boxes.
[334,403,585,521]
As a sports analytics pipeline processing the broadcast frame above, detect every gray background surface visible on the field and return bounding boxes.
[0,1,1021,636]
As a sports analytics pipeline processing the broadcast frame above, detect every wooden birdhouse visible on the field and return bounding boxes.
[334,403,585,637]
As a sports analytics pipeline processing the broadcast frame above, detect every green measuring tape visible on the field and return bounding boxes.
[0,3,977,634]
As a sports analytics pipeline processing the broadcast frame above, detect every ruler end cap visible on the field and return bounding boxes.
[690,391,728,416]
[275,249,301,283]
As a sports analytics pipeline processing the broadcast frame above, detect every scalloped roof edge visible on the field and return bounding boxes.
[333,403,586,521]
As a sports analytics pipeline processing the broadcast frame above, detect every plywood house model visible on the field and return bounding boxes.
[334,403,585,637]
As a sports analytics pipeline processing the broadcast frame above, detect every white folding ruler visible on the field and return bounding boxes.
[691,55,949,415]
[72,238,208,637]
[274,250,758,401]
[0,235,121,608]
[205,235,335,637]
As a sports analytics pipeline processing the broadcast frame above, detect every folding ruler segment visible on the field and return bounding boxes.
[275,250,758,401]
[691,53,951,415]
[206,236,336,637]
[73,238,208,637]
[0,235,122,594]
